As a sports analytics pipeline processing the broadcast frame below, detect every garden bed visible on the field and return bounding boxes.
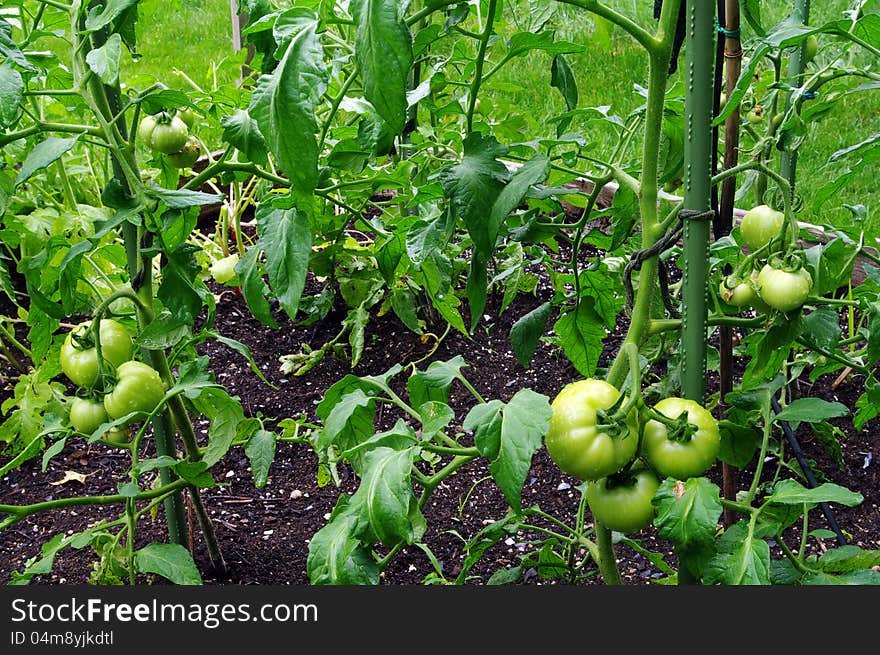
[1,264,878,585]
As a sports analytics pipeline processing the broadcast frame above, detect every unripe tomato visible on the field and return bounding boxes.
[210,253,240,285]
[147,115,189,154]
[103,361,167,423]
[176,107,199,130]
[756,263,812,312]
[69,397,109,434]
[740,204,784,251]
[137,114,158,146]
[60,319,134,389]
[162,136,201,169]
[746,104,765,124]
[719,275,757,307]
[642,397,721,480]
[586,466,661,533]
[545,379,640,481]
[804,34,819,64]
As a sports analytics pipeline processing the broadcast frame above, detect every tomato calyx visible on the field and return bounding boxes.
[643,406,694,443]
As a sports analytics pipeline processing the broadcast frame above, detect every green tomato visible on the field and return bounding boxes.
[175,107,199,129]
[804,34,819,64]
[137,114,158,146]
[642,397,721,480]
[103,361,167,423]
[545,378,640,482]
[60,319,134,389]
[104,426,132,445]
[756,263,813,312]
[586,466,661,533]
[740,204,784,251]
[210,253,240,285]
[718,275,757,307]
[147,115,189,154]
[69,397,109,435]
[746,104,765,124]
[162,136,201,169]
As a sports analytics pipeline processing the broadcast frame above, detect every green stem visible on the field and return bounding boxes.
[466,0,498,132]
[0,479,190,527]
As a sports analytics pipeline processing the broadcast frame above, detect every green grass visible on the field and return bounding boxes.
[122,0,238,94]
[131,0,879,222]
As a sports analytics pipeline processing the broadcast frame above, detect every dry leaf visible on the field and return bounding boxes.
[49,470,93,486]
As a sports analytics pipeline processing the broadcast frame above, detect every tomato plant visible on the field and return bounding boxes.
[60,319,134,389]
[642,397,721,480]
[544,379,639,481]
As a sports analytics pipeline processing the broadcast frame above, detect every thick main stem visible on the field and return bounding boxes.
[598,0,681,586]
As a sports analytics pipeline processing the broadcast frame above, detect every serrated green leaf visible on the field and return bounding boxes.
[347,446,422,546]
[236,245,279,329]
[0,62,23,128]
[774,397,849,425]
[221,109,268,166]
[85,33,122,85]
[554,300,606,377]
[439,132,509,258]
[704,522,771,585]
[135,543,202,585]
[550,54,578,111]
[653,477,723,553]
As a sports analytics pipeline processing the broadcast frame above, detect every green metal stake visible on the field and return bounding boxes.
[679,0,716,584]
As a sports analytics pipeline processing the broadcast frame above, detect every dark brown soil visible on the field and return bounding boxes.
[1,259,879,586]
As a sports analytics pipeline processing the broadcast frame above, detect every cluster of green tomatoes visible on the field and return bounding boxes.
[719,204,813,314]
[544,379,721,533]
[137,107,202,169]
[61,318,167,445]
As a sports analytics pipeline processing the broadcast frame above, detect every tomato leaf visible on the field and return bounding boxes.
[245,429,277,489]
[15,136,80,186]
[554,299,606,377]
[653,477,722,554]
[766,479,864,507]
[248,9,326,195]
[235,245,279,329]
[510,301,553,369]
[0,62,23,128]
[85,33,122,85]
[347,446,424,546]
[439,132,509,259]
[406,355,467,408]
[550,54,578,111]
[704,521,771,585]
[256,203,311,322]
[307,505,381,585]
[773,397,850,425]
[350,0,413,134]
[465,389,552,512]
[135,543,202,585]
[220,109,268,166]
